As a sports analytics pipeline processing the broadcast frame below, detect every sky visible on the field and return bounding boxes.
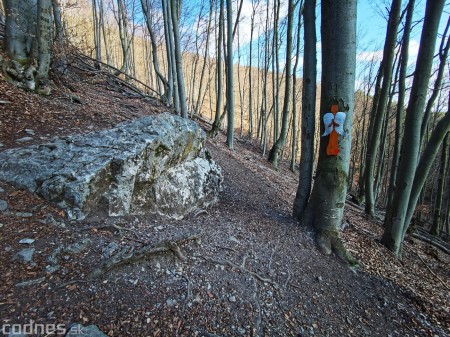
[183,0,449,76]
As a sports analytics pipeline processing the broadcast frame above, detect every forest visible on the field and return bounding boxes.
[0,0,449,335]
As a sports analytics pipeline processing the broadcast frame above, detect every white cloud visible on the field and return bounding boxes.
[356,49,383,63]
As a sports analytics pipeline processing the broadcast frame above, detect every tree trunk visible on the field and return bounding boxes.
[290,0,304,171]
[403,104,450,238]
[170,0,188,118]
[51,0,63,49]
[36,0,52,85]
[140,0,168,97]
[268,0,295,168]
[209,0,224,137]
[195,0,213,115]
[300,0,357,264]
[364,0,402,217]
[430,132,449,236]
[225,0,234,149]
[420,17,450,146]
[386,0,415,210]
[382,0,445,256]
[293,0,316,219]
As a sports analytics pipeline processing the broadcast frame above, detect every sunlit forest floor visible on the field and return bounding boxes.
[0,55,449,336]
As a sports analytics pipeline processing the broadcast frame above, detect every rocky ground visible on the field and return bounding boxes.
[0,56,449,337]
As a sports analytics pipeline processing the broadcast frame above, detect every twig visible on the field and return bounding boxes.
[284,270,291,289]
[182,274,192,303]
[203,256,278,287]
[268,245,277,273]
[214,245,237,253]
[56,279,91,289]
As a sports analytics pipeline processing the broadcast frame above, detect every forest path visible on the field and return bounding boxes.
[0,61,448,336]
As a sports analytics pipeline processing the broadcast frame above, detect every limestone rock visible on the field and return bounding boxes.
[13,248,35,263]
[0,113,222,220]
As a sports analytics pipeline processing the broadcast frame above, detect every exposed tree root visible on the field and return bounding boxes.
[90,233,201,278]
[251,277,262,336]
[316,229,360,268]
[203,255,279,287]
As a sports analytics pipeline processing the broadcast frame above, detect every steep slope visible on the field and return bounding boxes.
[0,58,448,336]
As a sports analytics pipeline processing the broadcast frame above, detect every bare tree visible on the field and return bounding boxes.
[293,0,315,220]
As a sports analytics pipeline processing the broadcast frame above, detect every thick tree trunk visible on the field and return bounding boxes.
[300,0,357,264]
[382,0,445,256]
[4,0,35,61]
[293,0,315,219]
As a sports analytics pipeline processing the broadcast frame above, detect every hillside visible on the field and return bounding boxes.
[0,56,449,337]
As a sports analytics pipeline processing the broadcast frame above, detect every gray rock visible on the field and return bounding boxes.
[24,129,35,135]
[65,239,92,254]
[19,238,35,244]
[229,296,237,303]
[166,299,177,307]
[13,248,35,263]
[16,136,34,143]
[65,324,108,337]
[0,142,4,148]
[0,199,8,211]
[102,242,119,259]
[0,113,223,220]
[0,187,4,193]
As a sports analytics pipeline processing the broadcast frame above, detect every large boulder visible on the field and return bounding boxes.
[0,113,222,220]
